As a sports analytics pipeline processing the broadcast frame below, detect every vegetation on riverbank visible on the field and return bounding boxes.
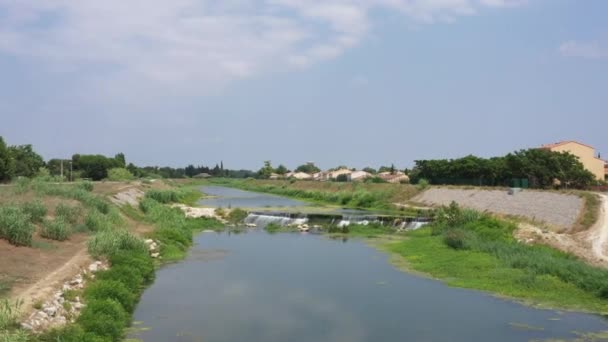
[383,203,608,313]
[205,178,423,214]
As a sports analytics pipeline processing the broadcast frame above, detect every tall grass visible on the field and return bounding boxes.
[40,218,72,241]
[144,189,200,205]
[430,203,608,301]
[0,207,35,246]
[21,200,47,223]
[55,203,82,225]
[87,229,147,259]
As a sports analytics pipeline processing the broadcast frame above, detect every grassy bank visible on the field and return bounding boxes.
[381,204,608,314]
[0,183,225,341]
[203,178,423,214]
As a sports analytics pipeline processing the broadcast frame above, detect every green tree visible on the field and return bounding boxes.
[362,167,377,174]
[258,160,274,179]
[275,164,288,175]
[114,153,126,168]
[0,136,14,182]
[75,154,120,181]
[295,163,320,174]
[9,144,44,178]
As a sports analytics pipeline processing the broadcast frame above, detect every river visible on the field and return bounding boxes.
[130,186,608,342]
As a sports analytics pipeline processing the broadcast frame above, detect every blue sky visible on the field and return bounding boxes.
[0,0,606,170]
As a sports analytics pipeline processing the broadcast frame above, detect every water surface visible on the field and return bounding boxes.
[198,185,308,209]
[131,231,608,342]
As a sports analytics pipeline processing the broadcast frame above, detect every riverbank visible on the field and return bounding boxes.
[0,182,227,341]
[196,178,425,215]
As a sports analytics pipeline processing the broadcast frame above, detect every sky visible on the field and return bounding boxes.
[0,0,607,170]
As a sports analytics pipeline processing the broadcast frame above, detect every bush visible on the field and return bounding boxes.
[0,299,22,331]
[77,181,94,192]
[41,218,72,241]
[264,222,282,233]
[153,227,191,250]
[0,206,34,246]
[87,230,147,259]
[443,229,469,250]
[107,168,135,181]
[55,203,82,225]
[85,209,112,232]
[84,280,135,313]
[144,190,179,204]
[21,200,47,223]
[78,299,127,341]
[227,208,247,223]
[38,324,111,342]
[109,251,155,284]
[95,266,143,293]
[417,178,430,190]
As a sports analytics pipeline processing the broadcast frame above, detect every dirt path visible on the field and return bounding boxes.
[589,194,608,261]
[13,248,91,317]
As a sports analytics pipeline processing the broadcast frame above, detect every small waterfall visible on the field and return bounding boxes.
[244,214,308,227]
[396,220,428,231]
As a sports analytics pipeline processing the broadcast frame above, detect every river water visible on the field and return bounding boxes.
[130,186,608,342]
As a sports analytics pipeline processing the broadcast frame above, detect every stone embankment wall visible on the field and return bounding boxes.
[414,188,583,230]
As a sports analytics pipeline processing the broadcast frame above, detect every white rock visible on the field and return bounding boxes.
[43,306,57,317]
[151,252,160,258]
[88,263,98,272]
[144,239,154,244]
[36,311,48,319]
[73,302,84,310]
[21,323,34,330]
[148,244,156,251]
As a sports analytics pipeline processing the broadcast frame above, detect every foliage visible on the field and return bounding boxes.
[264,223,282,233]
[8,144,44,178]
[409,149,596,189]
[21,200,47,223]
[0,137,14,182]
[109,251,155,284]
[257,160,275,179]
[417,178,429,190]
[78,181,94,192]
[227,208,248,223]
[72,154,124,181]
[77,299,127,341]
[144,190,179,203]
[336,174,348,182]
[576,192,601,231]
[295,163,320,174]
[84,280,135,312]
[417,203,608,307]
[85,209,113,232]
[41,218,72,241]
[55,203,81,225]
[0,299,22,331]
[87,229,147,259]
[275,164,288,175]
[0,206,34,246]
[106,168,135,181]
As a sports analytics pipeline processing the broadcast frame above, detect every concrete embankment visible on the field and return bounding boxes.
[413,188,583,230]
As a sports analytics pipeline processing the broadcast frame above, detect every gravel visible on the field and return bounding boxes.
[414,188,583,230]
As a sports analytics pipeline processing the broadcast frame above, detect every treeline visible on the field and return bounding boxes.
[409,149,597,189]
[0,136,253,182]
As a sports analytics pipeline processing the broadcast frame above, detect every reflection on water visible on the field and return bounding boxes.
[131,231,608,342]
[198,186,308,208]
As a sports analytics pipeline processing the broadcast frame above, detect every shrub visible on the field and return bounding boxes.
[144,190,179,204]
[95,266,143,293]
[153,227,191,250]
[87,230,147,259]
[0,206,34,246]
[55,203,82,225]
[0,299,22,331]
[109,251,155,284]
[417,178,430,190]
[215,207,226,218]
[264,222,282,233]
[227,208,247,223]
[41,218,72,241]
[107,168,135,181]
[78,299,127,341]
[443,229,469,250]
[85,209,112,232]
[84,280,135,313]
[77,181,94,192]
[38,324,110,342]
[21,200,47,223]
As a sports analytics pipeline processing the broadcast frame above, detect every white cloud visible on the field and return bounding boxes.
[559,40,608,59]
[0,0,525,91]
